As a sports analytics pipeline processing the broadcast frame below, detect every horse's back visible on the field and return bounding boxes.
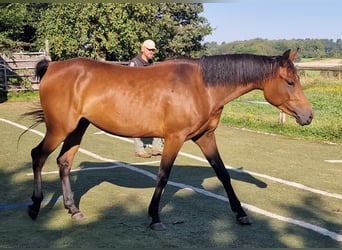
[42,57,203,98]
[38,57,208,138]
[41,57,200,88]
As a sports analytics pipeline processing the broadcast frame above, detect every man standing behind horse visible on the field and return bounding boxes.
[129,39,164,158]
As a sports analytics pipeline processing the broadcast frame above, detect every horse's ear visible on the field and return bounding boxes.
[280,49,293,66]
[289,48,299,61]
[282,49,291,58]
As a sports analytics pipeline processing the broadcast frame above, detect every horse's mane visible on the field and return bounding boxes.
[200,53,281,86]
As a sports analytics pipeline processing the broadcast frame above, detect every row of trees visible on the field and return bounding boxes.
[1,3,341,61]
[0,3,212,61]
[205,38,342,60]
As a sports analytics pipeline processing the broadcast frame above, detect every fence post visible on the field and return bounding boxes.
[278,111,286,124]
[45,39,49,57]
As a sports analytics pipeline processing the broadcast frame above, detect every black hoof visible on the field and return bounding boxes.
[237,215,252,225]
[27,205,39,220]
[150,222,167,231]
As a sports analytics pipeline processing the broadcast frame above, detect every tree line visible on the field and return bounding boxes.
[1,3,341,62]
[205,38,342,60]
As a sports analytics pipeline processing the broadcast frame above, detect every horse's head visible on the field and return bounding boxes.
[263,49,313,126]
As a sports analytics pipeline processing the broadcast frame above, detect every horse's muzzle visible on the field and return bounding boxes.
[295,111,314,126]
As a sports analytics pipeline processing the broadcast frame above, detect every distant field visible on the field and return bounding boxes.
[297,58,342,66]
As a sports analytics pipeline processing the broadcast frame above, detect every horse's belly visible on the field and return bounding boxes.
[88,112,163,138]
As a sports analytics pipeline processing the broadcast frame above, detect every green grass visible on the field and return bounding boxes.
[6,90,39,101]
[4,76,342,144]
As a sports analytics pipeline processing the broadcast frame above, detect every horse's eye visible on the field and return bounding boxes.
[287,80,295,87]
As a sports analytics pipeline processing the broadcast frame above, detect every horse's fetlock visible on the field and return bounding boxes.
[31,193,43,203]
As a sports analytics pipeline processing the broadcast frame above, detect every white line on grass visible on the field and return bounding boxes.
[325,160,342,164]
[97,132,342,200]
[1,118,341,242]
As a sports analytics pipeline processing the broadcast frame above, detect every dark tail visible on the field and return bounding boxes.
[23,58,50,123]
[23,105,45,124]
[25,58,50,123]
[17,59,49,148]
[17,104,45,150]
[35,58,50,81]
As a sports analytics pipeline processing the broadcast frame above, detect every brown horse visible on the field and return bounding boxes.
[26,49,313,230]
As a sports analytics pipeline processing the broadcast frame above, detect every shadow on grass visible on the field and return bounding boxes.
[0,162,340,247]
[67,161,267,215]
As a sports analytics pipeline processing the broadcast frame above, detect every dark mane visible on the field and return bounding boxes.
[200,53,280,86]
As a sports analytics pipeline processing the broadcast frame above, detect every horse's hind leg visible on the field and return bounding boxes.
[57,118,89,220]
[193,132,251,225]
[29,134,64,220]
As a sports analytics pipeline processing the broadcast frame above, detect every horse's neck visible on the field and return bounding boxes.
[208,82,259,108]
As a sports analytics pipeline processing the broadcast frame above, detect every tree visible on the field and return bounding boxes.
[0,3,49,52]
[0,3,31,52]
[301,39,325,58]
[35,3,212,61]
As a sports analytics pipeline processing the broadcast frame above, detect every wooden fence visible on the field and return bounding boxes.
[0,51,51,93]
[295,63,342,79]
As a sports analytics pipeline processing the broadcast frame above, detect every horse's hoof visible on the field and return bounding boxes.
[237,215,252,225]
[27,205,39,220]
[150,222,167,231]
[71,211,86,220]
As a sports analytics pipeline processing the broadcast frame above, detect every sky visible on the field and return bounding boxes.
[202,0,342,43]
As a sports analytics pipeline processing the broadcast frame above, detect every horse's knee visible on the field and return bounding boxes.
[57,157,70,174]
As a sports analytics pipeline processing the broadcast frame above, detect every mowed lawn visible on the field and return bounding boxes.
[0,101,341,248]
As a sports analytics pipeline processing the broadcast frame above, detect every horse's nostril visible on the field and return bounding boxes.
[309,113,314,120]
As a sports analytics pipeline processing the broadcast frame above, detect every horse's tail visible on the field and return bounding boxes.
[16,60,49,147]
[24,58,50,123]
[23,105,45,124]
[35,58,50,81]
[25,59,50,123]
[17,104,45,150]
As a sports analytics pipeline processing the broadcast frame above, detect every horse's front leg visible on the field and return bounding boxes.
[148,136,184,230]
[193,131,251,225]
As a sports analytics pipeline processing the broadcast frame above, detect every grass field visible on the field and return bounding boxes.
[0,102,341,248]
